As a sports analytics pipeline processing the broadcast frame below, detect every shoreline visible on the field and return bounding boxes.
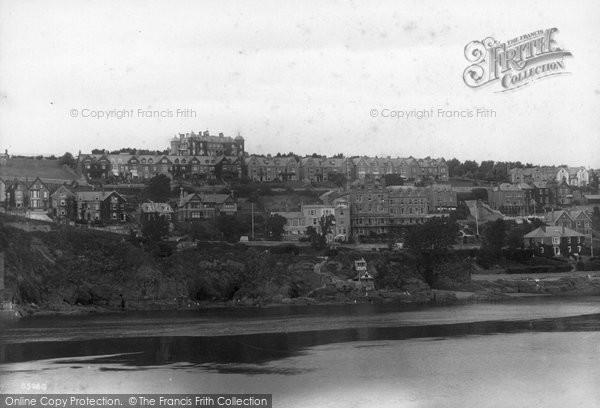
[8,287,598,320]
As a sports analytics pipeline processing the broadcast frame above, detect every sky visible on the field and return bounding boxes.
[1,0,599,167]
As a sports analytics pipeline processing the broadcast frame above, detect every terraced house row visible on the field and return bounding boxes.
[509,166,593,187]
[245,155,449,183]
[79,153,243,181]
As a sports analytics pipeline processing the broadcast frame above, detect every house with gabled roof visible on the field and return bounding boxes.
[80,154,112,180]
[542,209,592,236]
[50,185,76,221]
[27,177,50,210]
[139,201,174,226]
[353,157,370,180]
[75,190,127,223]
[570,210,592,235]
[215,156,243,180]
[5,180,28,209]
[245,155,298,182]
[175,192,236,221]
[524,225,586,257]
[568,167,589,187]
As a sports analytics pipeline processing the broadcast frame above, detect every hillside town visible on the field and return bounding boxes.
[1,130,599,259]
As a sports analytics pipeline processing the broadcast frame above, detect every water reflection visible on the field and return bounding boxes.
[2,313,599,374]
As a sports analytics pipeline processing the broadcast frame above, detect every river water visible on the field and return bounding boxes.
[1,296,600,407]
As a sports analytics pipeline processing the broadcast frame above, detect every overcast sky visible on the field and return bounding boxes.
[1,0,599,167]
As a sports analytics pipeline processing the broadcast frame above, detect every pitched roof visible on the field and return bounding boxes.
[76,191,125,201]
[140,202,173,213]
[386,186,428,197]
[245,155,297,166]
[543,210,572,223]
[524,226,584,238]
[50,185,74,198]
[180,193,232,206]
[496,183,523,191]
[532,181,549,188]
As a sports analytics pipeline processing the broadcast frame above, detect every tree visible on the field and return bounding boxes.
[147,174,171,202]
[447,158,463,177]
[477,160,495,180]
[142,215,169,244]
[307,215,335,249]
[58,152,77,169]
[462,160,479,177]
[480,219,506,261]
[266,214,287,240]
[383,174,405,186]
[216,215,243,242]
[405,217,459,253]
[327,172,347,188]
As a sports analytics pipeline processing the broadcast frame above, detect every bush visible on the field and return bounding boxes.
[582,259,600,271]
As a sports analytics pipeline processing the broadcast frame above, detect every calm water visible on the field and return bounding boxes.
[1,297,600,407]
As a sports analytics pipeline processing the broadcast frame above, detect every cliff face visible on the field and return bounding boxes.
[1,223,435,312]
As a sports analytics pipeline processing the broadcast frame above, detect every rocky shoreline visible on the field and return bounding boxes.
[11,276,600,319]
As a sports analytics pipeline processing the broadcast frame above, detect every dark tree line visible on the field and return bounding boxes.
[447,158,535,181]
